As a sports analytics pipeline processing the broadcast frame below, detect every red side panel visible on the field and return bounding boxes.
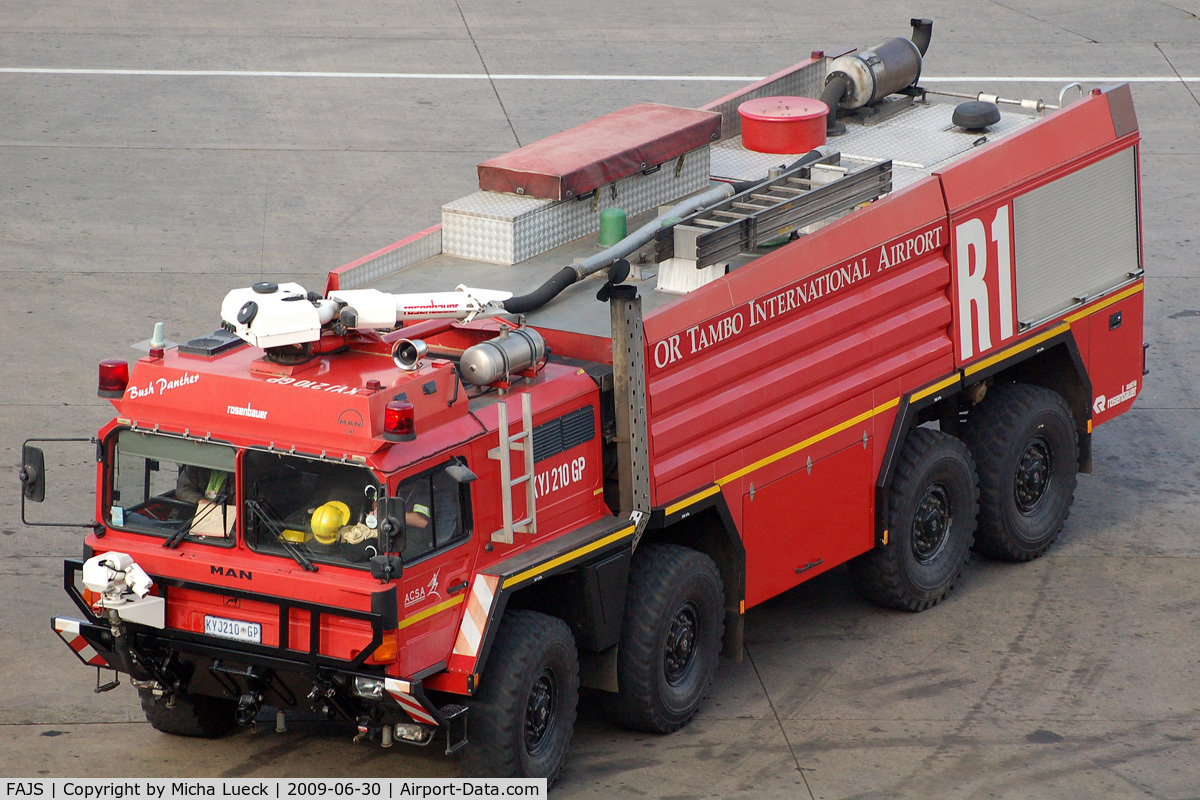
[1086,288,1144,425]
[743,436,872,607]
[643,176,952,527]
[476,103,721,201]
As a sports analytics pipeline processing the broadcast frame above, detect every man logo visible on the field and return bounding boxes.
[338,409,365,432]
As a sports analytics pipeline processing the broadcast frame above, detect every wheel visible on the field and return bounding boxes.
[962,383,1078,561]
[460,611,578,785]
[139,689,237,738]
[851,427,978,611]
[608,544,724,733]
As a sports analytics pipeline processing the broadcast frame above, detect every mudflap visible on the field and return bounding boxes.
[52,616,116,669]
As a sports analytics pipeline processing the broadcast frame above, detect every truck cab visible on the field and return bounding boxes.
[33,314,611,765]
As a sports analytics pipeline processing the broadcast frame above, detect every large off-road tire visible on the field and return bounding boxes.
[608,544,724,734]
[460,611,578,785]
[138,689,237,738]
[852,428,979,611]
[962,383,1078,561]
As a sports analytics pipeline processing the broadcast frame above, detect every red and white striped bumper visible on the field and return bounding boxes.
[383,678,439,726]
[52,616,112,668]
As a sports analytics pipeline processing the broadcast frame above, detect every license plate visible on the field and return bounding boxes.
[203,615,262,644]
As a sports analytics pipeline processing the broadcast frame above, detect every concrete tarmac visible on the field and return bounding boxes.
[2,2,1198,798]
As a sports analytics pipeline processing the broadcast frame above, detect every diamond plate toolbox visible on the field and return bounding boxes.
[441,146,711,265]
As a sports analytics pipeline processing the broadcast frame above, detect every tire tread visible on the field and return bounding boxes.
[139,690,236,738]
[962,383,1077,561]
[460,611,578,786]
[609,544,724,733]
[852,428,978,612]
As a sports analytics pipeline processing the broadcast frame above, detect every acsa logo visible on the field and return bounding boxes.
[211,565,253,581]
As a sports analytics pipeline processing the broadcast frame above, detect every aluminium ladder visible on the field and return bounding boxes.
[657,156,894,268]
[489,392,536,544]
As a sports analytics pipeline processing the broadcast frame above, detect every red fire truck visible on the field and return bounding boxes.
[23,20,1145,785]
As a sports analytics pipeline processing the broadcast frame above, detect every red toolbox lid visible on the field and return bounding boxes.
[477,103,721,201]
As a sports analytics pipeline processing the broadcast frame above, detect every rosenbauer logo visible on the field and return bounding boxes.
[1094,380,1138,414]
[227,402,267,420]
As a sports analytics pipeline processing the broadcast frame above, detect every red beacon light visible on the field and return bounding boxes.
[98,359,129,399]
[383,401,416,442]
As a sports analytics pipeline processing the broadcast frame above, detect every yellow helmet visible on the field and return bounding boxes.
[310,501,351,545]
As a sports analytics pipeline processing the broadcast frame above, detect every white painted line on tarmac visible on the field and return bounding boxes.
[0,68,759,80]
[1,67,1199,82]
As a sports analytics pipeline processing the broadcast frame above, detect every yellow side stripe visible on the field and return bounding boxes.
[963,323,1070,377]
[1064,282,1144,323]
[716,397,900,487]
[911,373,960,402]
[664,485,721,516]
[502,525,636,590]
[397,594,464,631]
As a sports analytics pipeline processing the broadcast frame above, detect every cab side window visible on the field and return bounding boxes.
[394,463,470,562]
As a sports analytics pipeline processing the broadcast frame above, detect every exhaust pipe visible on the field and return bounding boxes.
[822,18,934,135]
[910,18,933,56]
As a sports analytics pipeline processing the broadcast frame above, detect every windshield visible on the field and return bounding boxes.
[242,450,382,569]
[107,430,237,546]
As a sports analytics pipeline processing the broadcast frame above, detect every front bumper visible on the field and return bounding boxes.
[54,558,465,748]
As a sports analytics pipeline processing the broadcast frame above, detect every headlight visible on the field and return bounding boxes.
[353,677,385,700]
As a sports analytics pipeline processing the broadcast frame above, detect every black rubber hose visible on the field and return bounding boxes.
[503,266,578,314]
[500,182,734,314]
[910,18,933,57]
[820,74,852,134]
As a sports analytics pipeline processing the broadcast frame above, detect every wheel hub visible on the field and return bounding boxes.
[663,602,699,686]
[912,483,952,564]
[1015,437,1052,513]
[524,668,557,754]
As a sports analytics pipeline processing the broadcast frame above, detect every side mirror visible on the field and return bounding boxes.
[20,445,45,503]
[369,554,404,582]
[379,515,406,555]
[444,463,477,484]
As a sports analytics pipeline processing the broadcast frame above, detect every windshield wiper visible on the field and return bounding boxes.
[162,516,193,549]
[244,499,318,572]
[163,496,227,549]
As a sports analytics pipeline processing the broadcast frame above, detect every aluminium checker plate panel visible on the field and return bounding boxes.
[441,146,711,265]
[835,101,1038,179]
[334,227,442,290]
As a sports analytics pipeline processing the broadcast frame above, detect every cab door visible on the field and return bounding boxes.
[390,457,478,675]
